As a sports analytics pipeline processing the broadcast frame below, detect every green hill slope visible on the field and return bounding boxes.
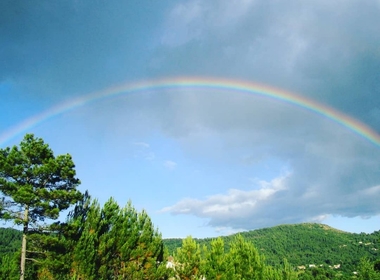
[0,227,22,257]
[164,223,380,274]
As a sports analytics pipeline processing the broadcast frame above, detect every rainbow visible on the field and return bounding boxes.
[1,77,380,148]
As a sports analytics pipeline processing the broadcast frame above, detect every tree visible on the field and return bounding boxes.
[357,258,380,280]
[0,134,82,280]
[174,236,202,280]
[228,234,265,280]
[71,198,102,280]
[70,197,168,279]
[204,237,234,280]
[279,258,297,280]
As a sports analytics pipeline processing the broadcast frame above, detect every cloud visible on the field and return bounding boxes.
[163,163,380,230]
[132,141,155,161]
[152,0,380,128]
[0,1,166,97]
[133,142,150,149]
[164,160,177,170]
[162,174,289,228]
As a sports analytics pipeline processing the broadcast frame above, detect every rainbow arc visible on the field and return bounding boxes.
[1,77,379,148]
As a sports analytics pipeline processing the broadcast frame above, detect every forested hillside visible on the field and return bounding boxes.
[0,227,21,257]
[164,223,380,276]
[239,223,379,271]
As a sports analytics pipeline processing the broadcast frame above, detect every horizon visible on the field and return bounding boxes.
[1,220,378,240]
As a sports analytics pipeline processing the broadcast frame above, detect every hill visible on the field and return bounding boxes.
[0,227,22,257]
[164,223,380,275]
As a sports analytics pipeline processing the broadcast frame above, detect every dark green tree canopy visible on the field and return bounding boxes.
[0,134,82,224]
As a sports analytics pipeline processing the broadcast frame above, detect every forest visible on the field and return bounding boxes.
[1,135,380,279]
[1,218,380,279]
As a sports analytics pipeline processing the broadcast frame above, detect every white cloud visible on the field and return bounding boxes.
[162,173,289,225]
[132,141,155,161]
[164,160,177,170]
[133,142,150,148]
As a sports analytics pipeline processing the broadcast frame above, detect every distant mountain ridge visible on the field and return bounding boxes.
[164,223,380,275]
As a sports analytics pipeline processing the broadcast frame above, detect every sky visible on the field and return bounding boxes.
[1,0,380,238]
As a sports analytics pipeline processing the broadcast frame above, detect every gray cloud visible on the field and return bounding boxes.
[0,0,166,97]
[151,0,380,129]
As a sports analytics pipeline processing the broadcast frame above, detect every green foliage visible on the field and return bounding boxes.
[167,234,299,280]
[280,259,298,280]
[0,135,171,279]
[357,258,380,280]
[164,223,380,277]
[0,227,21,256]
[174,236,203,279]
[1,195,170,279]
[228,234,265,279]
[0,253,19,279]
[163,238,183,255]
[203,237,233,280]
[2,222,380,279]
[0,134,82,222]
[69,197,168,279]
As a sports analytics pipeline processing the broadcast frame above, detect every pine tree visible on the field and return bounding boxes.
[228,234,265,280]
[35,191,93,279]
[204,237,233,280]
[0,134,82,280]
[97,198,121,279]
[71,199,102,279]
[174,236,202,280]
[280,258,298,280]
[69,197,168,279]
[117,201,167,279]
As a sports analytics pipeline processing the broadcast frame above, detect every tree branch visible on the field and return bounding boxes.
[26,250,46,254]
[25,257,42,263]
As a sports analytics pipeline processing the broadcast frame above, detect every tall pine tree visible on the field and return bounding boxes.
[0,134,82,280]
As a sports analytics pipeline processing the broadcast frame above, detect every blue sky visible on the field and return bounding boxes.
[1,0,380,238]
